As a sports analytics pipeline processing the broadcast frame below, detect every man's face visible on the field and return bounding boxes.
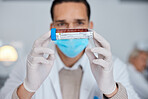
[51,2,92,29]
[133,52,148,72]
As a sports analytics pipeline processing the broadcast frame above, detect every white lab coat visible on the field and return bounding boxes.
[0,46,139,99]
[127,63,148,99]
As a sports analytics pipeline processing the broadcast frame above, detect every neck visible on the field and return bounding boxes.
[56,46,84,67]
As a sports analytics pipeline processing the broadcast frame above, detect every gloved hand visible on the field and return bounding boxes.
[85,31,116,95]
[23,31,55,92]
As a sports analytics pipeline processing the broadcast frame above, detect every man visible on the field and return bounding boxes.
[0,0,139,99]
[128,49,148,99]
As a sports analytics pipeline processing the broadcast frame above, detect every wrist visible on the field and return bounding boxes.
[104,83,118,98]
[17,83,35,99]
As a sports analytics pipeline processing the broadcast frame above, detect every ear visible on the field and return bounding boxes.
[50,23,54,30]
[89,21,93,29]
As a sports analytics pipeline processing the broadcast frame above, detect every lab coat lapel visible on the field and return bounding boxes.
[80,63,95,99]
[50,63,62,99]
[48,44,62,99]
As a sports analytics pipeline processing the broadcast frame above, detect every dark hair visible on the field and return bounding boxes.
[50,0,91,21]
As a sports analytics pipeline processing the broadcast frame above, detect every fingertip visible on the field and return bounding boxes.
[92,59,98,64]
[91,48,95,52]
[93,32,103,42]
[91,47,99,53]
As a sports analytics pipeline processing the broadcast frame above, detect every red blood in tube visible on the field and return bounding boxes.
[56,29,88,33]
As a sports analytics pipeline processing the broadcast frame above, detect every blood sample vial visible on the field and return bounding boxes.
[51,28,94,41]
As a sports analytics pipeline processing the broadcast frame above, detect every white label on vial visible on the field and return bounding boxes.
[56,32,93,40]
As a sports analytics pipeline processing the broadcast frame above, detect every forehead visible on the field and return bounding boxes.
[53,2,88,21]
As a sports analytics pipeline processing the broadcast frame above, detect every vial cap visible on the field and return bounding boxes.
[51,28,56,41]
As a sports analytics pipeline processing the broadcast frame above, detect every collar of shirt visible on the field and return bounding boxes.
[54,47,88,72]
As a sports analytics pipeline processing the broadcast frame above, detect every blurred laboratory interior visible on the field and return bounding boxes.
[0,0,148,96]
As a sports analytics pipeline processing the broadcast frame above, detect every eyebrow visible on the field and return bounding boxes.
[75,19,86,22]
[55,20,66,23]
[54,19,87,23]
